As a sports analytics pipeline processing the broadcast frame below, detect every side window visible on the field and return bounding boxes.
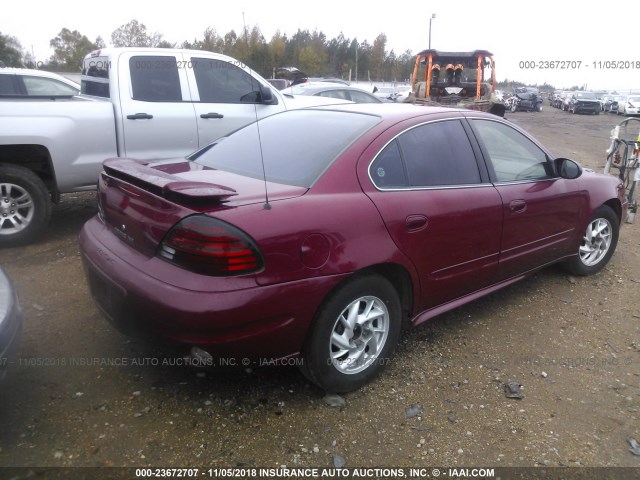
[472,119,552,182]
[348,90,378,103]
[129,56,182,102]
[399,120,481,187]
[23,77,78,96]
[0,75,19,95]
[192,57,261,103]
[318,90,349,100]
[82,56,110,98]
[370,140,408,188]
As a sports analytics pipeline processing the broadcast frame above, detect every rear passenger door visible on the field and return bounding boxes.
[118,52,198,159]
[186,56,283,147]
[361,118,503,311]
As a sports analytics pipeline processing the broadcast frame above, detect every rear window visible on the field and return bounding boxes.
[189,110,380,188]
[0,74,18,95]
[82,56,110,98]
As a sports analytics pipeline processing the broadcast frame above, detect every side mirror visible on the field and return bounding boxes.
[259,84,277,105]
[555,157,582,179]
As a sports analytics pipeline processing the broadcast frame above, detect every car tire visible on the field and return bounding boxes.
[565,205,619,276]
[300,274,402,393]
[537,103,543,112]
[0,164,51,247]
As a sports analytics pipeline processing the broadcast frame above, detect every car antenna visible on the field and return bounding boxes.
[253,81,271,210]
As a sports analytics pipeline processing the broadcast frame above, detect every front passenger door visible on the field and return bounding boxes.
[188,57,282,146]
[470,119,584,279]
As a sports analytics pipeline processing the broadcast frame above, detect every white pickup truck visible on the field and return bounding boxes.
[0,48,343,246]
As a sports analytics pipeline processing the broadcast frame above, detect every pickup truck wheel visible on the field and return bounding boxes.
[0,165,51,247]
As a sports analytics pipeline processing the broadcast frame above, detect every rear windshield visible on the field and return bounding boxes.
[189,109,380,188]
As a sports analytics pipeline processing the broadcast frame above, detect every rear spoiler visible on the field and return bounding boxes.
[103,158,238,206]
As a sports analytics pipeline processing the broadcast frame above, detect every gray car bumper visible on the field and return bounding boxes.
[0,267,22,381]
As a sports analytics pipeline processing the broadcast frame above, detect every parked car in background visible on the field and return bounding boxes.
[609,95,624,114]
[551,91,565,109]
[394,86,412,103]
[0,266,22,382]
[0,68,79,97]
[373,86,397,101]
[266,78,290,90]
[552,91,572,110]
[372,86,412,103]
[569,91,601,114]
[273,67,350,87]
[617,95,640,116]
[80,103,625,393]
[509,86,543,112]
[288,83,383,103]
[602,95,616,112]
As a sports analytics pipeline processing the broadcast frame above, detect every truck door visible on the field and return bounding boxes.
[118,52,198,159]
[185,55,283,147]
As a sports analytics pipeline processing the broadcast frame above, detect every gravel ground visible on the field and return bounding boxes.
[0,105,639,477]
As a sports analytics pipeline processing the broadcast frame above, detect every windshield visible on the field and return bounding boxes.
[628,96,640,102]
[575,92,596,99]
[189,109,381,188]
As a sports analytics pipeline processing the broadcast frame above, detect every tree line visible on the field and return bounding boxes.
[0,20,416,82]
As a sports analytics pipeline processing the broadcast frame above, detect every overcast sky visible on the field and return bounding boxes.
[3,0,638,91]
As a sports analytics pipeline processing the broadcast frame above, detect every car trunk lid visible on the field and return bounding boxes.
[99,158,306,257]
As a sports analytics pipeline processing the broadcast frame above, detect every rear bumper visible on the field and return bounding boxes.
[79,216,347,361]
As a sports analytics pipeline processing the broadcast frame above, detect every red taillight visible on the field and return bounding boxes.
[158,215,263,276]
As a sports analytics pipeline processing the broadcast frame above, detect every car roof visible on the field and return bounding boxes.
[311,102,477,122]
[292,84,373,94]
[0,68,80,88]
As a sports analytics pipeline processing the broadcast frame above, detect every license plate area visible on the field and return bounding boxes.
[87,267,126,320]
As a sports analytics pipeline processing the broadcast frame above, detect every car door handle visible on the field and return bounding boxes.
[509,199,527,213]
[200,112,224,119]
[126,113,153,120]
[405,215,428,232]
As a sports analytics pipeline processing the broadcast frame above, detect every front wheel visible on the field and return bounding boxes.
[510,102,518,113]
[0,164,52,247]
[565,205,619,276]
[300,274,402,393]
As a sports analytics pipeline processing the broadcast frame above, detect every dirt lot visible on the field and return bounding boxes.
[0,105,639,476]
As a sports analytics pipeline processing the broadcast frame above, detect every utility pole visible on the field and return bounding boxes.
[355,44,358,82]
[429,14,436,49]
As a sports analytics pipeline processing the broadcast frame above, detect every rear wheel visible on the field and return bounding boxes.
[565,205,619,276]
[0,164,51,247]
[300,274,401,393]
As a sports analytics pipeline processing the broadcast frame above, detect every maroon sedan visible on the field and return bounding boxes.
[79,104,626,393]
